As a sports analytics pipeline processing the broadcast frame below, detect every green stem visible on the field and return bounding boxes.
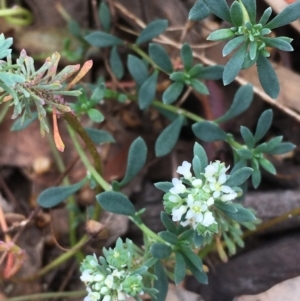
[130,217,165,244]
[19,235,88,281]
[67,124,111,192]
[0,7,33,25]
[127,43,162,72]
[3,291,86,301]
[0,101,10,124]
[46,121,83,261]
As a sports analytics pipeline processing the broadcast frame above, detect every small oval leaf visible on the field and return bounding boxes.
[96,191,136,216]
[192,121,227,142]
[38,178,87,208]
[85,127,115,144]
[226,167,253,187]
[215,84,253,123]
[118,137,147,187]
[138,70,158,110]
[151,243,172,259]
[149,43,173,73]
[85,31,123,48]
[155,115,184,157]
[136,19,168,45]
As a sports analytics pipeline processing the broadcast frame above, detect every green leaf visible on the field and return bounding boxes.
[215,84,253,123]
[214,201,238,213]
[254,109,273,143]
[170,71,186,82]
[181,252,207,284]
[136,19,168,45]
[85,127,115,144]
[151,243,172,259]
[223,44,247,85]
[96,191,136,216]
[203,0,231,23]
[181,248,203,270]
[160,211,177,233]
[181,43,193,71]
[259,7,272,26]
[192,156,202,178]
[149,43,173,73]
[127,55,149,87]
[226,167,253,186]
[38,178,87,208]
[85,31,123,48]
[159,231,178,245]
[251,167,261,188]
[258,157,276,175]
[99,2,111,31]
[189,0,210,21]
[230,1,244,27]
[190,79,209,95]
[193,232,203,248]
[188,64,203,78]
[118,137,147,186]
[240,126,255,149]
[193,142,208,172]
[155,115,184,157]
[223,232,236,255]
[174,252,186,285]
[11,112,38,131]
[87,108,104,123]
[207,28,235,41]
[154,261,168,301]
[249,41,257,60]
[196,65,224,80]
[265,1,300,29]
[235,147,253,159]
[224,204,256,223]
[192,121,227,142]
[155,182,173,193]
[266,142,295,155]
[138,70,158,109]
[223,36,245,57]
[0,73,25,86]
[241,0,256,23]
[260,37,293,52]
[162,82,184,104]
[262,136,282,152]
[109,47,124,79]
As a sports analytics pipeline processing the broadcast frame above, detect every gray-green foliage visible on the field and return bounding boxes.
[190,0,300,98]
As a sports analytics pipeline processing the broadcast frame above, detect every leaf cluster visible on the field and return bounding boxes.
[189,0,300,98]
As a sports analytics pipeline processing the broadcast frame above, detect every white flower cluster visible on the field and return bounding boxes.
[80,246,144,301]
[163,160,237,236]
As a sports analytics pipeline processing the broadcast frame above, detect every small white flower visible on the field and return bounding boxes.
[186,200,207,221]
[172,205,188,221]
[117,291,126,300]
[112,269,124,279]
[80,270,95,282]
[221,191,237,202]
[94,273,105,282]
[84,288,101,301]
[104,275,114,289]
[177,161,192,179]
[209,173,230,199]
[102,295,111,301]
[100,286,110,295]
[168,194,182,203]
[207,197,214,206]
[170,178,186,194]
[192,178,202,188]
[202,211,216,227]
[181,217,198,229]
